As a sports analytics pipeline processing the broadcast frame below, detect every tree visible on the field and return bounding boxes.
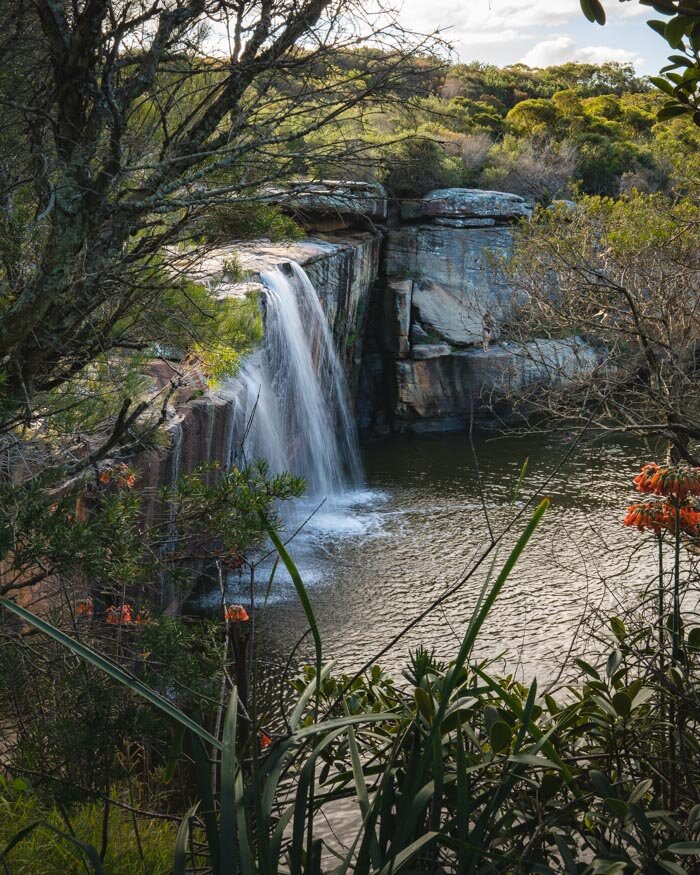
[0,0,439,460]
[502,193,700,464]
[581,0,700,124]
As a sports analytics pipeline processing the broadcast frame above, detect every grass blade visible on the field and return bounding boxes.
[0,599,221,750]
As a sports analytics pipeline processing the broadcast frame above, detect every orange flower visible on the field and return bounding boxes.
[224,604,249,622]
[99,470,112,484]
[623,501,667,533]
[633,463,700,500]
[76,598,93,617]
[133,610,150,625]
[105,604,133,625]
[259,730,272,750]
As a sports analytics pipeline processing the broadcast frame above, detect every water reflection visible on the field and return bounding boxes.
[199,432,656,685]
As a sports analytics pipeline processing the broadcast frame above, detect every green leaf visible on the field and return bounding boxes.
[612,691,631,718]
[219,690,239,875]
[666,16,690,49]
[415,687,434,723]
[659,862,688,875]
[262,518,322,699]
[649,19,671,38]
[507,753,561,769]
[657,103,690,120]
[377,832,439,875]
[610,616,626,641]
[589,769,613,798]
[580,0,606,24]
[650,76,681,97]
[0,598,221,749]
[540,773,563,802]
[606,798,628,819]
[687,627,700,650]
[688,804,700,830]
[607,649,623,678]
[629,779,653,804]
[489,720,512,754]
[631,687,655,710]
[575,658,600,680]
[667,842,700,854]
[174,804,199,875]
[4,821,106,874]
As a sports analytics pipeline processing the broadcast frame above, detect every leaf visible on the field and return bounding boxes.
[649,19,671,38]
[605,798,628,819]
[219,690,239,875]
[489,720,512,754]
[4,821,106,874]
[262,519,322,697]
[688,803,700,830]
[414,687,433,723]
[606,649,623,678]
[580,0,606,24]
[575,658,600,680]
[589,769,613,798]
[650,76,681,97]
[377,832,439,875]
[688,627,700,650]
[667,842,700,854]
[544,694,560,716]
[657,104,690,121]
[666,16,690,49]
[628,779,653,804]
[610,616,626,641]
[174,804,199,875]
[658,862,688,875]
[540,773,563,802]
[612,691,631,718]
[507,753,561,769]
[0,598,221,749]
[631,687,655,710]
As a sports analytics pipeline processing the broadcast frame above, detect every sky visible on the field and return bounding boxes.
[396,0,669,75]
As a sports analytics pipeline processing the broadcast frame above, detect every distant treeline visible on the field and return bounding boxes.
[302,58,700,202]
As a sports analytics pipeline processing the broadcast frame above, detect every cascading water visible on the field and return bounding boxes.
[235,262,363,499]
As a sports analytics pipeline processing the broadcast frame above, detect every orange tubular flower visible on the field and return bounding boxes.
[623,501,667,533]
[76,598,94,617]
[224,604,250,622]
[633,463,700,500]
[105,604,133,625]
[259,730,272,750]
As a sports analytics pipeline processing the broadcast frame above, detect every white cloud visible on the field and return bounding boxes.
[398,0,580,43]
[522,35,643,69]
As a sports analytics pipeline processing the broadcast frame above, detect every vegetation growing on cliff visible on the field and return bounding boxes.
[2,0,700,870]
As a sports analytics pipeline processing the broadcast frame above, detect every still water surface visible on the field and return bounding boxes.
[206,431,660,686]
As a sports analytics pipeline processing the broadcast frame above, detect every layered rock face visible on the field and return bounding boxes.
[359,188,598,433]
[153,186,598,481]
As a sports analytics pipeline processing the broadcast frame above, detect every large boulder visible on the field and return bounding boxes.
[421,189,532,222]
[392,340,599,430]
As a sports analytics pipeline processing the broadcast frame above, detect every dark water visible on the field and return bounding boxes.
[201,431,663,687]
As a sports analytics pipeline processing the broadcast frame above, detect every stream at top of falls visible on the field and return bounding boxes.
[193,262,686,688]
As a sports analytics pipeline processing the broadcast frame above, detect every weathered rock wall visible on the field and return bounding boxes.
[359,187,600,433]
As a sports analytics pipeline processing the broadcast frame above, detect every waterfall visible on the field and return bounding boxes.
[235,262,362,498]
